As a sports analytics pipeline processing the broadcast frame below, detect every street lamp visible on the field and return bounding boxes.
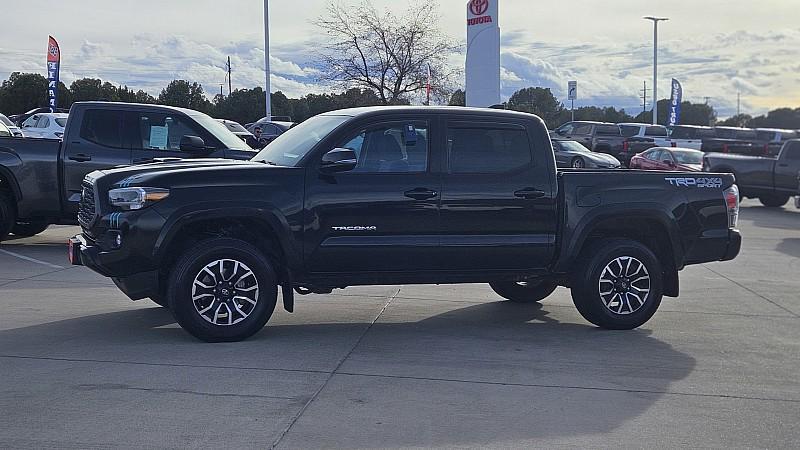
[644,16,668,126]
[264,0,272,120]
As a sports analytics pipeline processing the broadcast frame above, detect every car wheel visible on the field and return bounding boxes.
[490,280,558,303]
[168,237,278,342]
[759,194,790,208]
[570,239,663,330]
[11,220,49,237]
[571,157,585,168]
[0,192,17,241]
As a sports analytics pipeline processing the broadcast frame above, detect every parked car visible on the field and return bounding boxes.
[551,121,632,164]
[630,147,704,172]
[246,119,294,146]
[667,125,713,150]
[754,128,797,157]
[20,112,68,139]
[69,106,740,342]
[619,123,671,146]
[707,127,759,155]
[552,139,621,168]
[704,139,800,207]
[0,101,259,239]
[0,121,12,137]
[0,113,24,137]
[216,119,255,145]
[8,107,70,127]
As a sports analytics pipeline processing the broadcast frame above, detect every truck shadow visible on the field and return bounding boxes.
[0,299,696,445]
[776,238,800,258]
[740,203,800,230]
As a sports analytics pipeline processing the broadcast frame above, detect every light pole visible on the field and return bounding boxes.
[644,16,668,125]
[263,0,272,120]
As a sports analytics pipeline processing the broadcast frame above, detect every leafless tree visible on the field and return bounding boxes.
[314,0,460,105]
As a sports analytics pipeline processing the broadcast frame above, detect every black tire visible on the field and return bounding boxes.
[11,220,49,237]
[168,238,278,342]
[0,192,16,241]
[759,194,789,208]
[571,157,585,169]
[570,239,663,330]
[490,280,558,303]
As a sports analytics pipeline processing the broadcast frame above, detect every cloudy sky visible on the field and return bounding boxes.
[1,0,798,117]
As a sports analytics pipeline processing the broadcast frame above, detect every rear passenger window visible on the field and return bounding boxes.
[80,110,123,148]
[596,125,620,136]
[572,123,593,135]
[645,126,668,137]
[620,125,640,137]
[447,126,531,173]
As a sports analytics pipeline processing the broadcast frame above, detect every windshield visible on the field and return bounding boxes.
[672,150,703,164]
[190,113,252,150]
[55,118,67,127]
[252,115,350,166]
[556,140,589,153]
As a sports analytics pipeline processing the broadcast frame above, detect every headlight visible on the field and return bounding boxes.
[108,187,169,210]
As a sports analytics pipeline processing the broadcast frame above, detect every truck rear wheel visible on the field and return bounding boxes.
[759,194,789,208]
[490,280,558,303]
[0,192,16,241]
[570,239,663,330]
[11,220,49,237]
[167,238,278,342]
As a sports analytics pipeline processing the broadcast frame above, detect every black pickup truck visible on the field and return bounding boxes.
[704,139,800,207]
[0,102,257,239]
[70,106,742,342]
[551,121,635,164]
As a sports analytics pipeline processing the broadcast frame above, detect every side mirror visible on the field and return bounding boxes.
[320,148,357,173]
[180,135,209,154]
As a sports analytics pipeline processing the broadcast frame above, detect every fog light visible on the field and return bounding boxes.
[108,230,123,249]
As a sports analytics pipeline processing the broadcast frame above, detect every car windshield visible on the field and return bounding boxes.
[557,140,589,153]
[190,113,252,150]
[0,114,13,126]
[252,114,350,166]
[672,150,703,164]
[55,117,68,127]
[219,120,250,134]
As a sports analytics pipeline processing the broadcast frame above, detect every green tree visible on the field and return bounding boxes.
[507,87,565,129]
[716,114,752,127]
[448,89,465,106]
[634,100,717,126]
[70,78,120,102]
[158,80,212,113]
[748,108,800,129]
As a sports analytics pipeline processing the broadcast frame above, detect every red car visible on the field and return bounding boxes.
[629,147,704,172]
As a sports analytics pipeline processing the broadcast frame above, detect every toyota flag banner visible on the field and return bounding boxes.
[668,78,682,127]
[46,36,61,112]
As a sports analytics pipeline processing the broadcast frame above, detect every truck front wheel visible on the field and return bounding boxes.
[490,280,558,303]
[0,192,16,241]
[571,239,663,330]
[168,238,278,342]
[759,194,790,208]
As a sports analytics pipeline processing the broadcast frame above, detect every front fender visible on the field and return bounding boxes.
[152,201,302,270]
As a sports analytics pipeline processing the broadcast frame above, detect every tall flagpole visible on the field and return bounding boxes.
[264,0,272,120]
[644,16,668,126]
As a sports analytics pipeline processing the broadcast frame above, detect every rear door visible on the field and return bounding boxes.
[439,117,557,271]
[62,109,132,216]
[303,117,442,273]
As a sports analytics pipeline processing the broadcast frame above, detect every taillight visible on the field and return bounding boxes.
[671,141,677,147]
[724,184,739,228]
[722,144,729,153]
[763,144,769,156]
[623,140,629,151]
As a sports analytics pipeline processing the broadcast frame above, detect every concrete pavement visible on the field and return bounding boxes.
[0,200,798,448]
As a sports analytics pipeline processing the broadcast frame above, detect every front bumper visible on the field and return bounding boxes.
[69,233,159,301]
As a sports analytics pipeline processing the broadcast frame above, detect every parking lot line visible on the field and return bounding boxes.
[0,249,65,270]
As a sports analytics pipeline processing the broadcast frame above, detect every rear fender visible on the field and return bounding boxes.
[0,150,23,201]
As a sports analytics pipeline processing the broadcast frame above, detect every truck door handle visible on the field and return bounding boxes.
[69,153,92,162]
[404,188,437,200]
[514,188,546,199]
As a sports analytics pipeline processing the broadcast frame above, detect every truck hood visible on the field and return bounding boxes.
[87,158,282,188]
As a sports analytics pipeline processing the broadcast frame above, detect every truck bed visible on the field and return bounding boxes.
[0,137,63,218]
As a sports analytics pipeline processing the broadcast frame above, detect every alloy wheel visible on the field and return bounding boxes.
[597,256,650,315]
[191,259,259,326]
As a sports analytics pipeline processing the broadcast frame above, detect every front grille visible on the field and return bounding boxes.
[77,181,96,228]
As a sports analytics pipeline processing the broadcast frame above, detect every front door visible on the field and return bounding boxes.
[439,119,557,271]
[774,141,800,193]
[304,119,441,273]
[63,109,132,216]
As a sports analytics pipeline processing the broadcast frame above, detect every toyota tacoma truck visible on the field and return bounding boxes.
[704,139,800,207]
[0,101,257,239]
[70,107,742,342]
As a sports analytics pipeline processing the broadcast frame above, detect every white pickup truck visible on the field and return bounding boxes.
[618,123,672,148]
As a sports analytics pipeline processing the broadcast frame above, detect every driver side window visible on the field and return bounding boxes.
[338,122,429,173]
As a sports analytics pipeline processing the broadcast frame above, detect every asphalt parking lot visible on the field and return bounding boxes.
[0,198,798,448]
